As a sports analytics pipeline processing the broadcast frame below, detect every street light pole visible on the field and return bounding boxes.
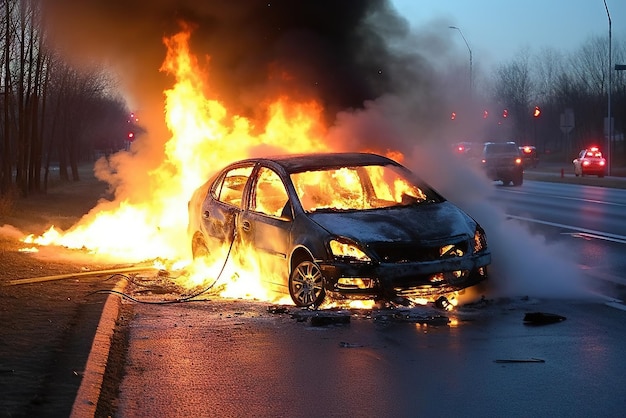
[604,0,612,176]
[449,26,473,97]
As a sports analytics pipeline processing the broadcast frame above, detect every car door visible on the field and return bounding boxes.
[201,164,255,247]
[239,165,293,287]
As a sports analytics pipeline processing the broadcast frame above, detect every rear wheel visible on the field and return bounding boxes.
[289,258,326,307]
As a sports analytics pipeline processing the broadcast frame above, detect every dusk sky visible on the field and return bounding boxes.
[392,0,626,68]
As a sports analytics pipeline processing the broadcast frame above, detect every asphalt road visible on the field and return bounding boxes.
[113,296,626,418]
[56,166,626,417]
[105,170,626,418]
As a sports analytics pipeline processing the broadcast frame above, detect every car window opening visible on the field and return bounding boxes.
[252,167,291,218]
[291,165,435,213]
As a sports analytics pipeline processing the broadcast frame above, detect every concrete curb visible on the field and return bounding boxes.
[70,279,127,418]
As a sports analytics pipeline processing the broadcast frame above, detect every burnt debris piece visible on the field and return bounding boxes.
[494,358,545,364]
[290,310,352,326]
[267,305,289,314]
[339,342,363,348]
[374,310,450,326]
[523,312,566,325]
[309,312,351,327]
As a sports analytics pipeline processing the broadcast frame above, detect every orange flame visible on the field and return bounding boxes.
[21,25,404,305]
[24,27,326,260]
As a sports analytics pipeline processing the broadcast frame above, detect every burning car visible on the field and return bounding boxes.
[188,153,491,307]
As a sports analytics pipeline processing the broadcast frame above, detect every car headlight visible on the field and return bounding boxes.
[473,227,487,253]
[329,239,371,262]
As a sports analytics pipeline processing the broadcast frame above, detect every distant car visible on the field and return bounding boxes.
[454,141,482,160]
[481,142,524,186]
[573,147,606,177]
[519,145,538,168]
[188,153,491,307]
[454,141,473,155]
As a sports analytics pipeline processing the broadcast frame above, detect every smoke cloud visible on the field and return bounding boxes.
[44,1,442,138]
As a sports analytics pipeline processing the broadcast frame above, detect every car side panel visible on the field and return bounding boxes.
[200,197,239,248]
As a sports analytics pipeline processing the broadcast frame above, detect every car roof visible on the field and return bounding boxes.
[485,141,517,145]
[235,152,400,173]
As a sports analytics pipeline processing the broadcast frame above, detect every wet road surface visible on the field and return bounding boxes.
[113,295,626,417]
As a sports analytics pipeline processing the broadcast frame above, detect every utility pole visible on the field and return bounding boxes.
[449,26,473,99]
[604,0,612,175]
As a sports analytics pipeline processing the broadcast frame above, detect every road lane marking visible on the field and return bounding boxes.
[506,214,626,244]
[580,265,626,286]
[605,301,626,312]
[498,188,626,207]
[586,284,626,312]
[590,292,626,312]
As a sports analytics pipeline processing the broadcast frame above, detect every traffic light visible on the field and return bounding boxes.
[533,106,541,118]
[451,112,456,120]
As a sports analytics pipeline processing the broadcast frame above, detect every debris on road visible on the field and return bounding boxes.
[309,312,351,326]
[494,358,546,363]
[523,312,566,325]
[374,309,450,326]
[290,310,352,326]
[267,305,289,314]
[339,342,363,348]
[5,265,158,286]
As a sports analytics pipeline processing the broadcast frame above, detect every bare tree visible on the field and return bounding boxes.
[491,50,534,143]
[0,0,16,195]
[564,36,612,151]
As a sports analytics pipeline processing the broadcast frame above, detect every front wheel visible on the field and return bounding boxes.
[289,259,326,307]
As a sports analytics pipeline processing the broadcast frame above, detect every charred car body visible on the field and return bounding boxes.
[188,153,491,307]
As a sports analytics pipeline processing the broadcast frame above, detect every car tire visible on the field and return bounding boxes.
[289,258,326,307]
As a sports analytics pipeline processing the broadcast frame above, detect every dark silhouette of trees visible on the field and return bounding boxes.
[0,0,131,198]
[491,36,626,163]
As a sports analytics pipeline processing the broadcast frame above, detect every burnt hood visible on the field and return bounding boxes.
[308,201,476,244]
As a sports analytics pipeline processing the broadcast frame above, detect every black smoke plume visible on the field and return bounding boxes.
[43,1,435,131]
